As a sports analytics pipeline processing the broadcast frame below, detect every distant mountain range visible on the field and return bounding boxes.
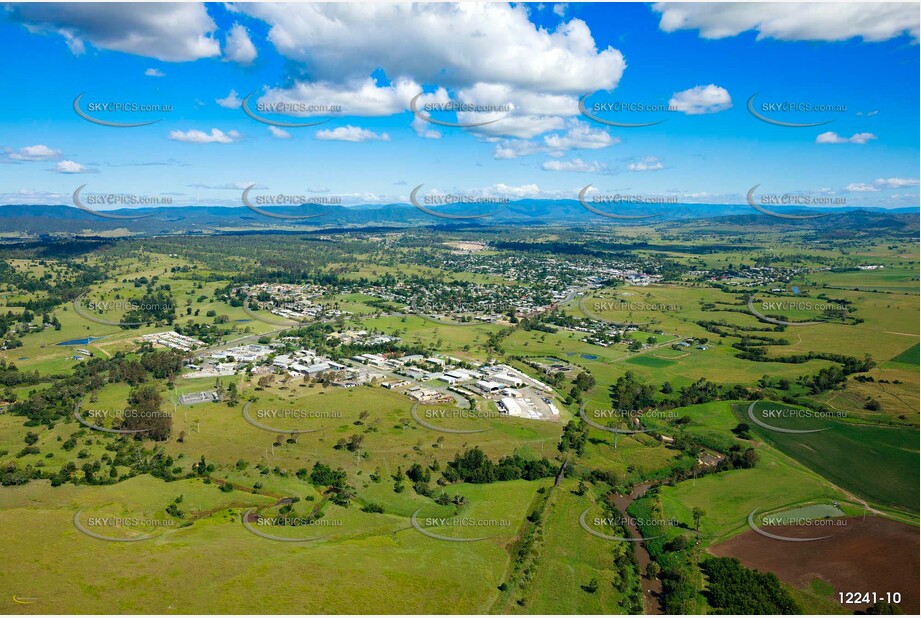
[0,201,917,238]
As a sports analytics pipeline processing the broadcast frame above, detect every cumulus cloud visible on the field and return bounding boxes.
[653,2,919,43]
[5,144,62,161]
[494,119,618,159]
[669,85,732,115]
[7,3,221,61]
[259,77,417,117]
[168,128,241,144]
[241,3,624,93]
[411,117,441,140]
[846,183,879,192]
[237,3,624,138]
[816,131,877,144]
[224,23,257,65]
[144,68,165,77]
[492,183,542,199]
[627,156,664,172]
[55,160,96,174]
[874,177,919,188]
[541,158,606,173]
[216,89,242,109]
[314,125,390,142]
[472,116,566,140]
[268,126,291,139]
[848,177,921,192]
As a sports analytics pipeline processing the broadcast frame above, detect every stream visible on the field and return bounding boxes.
[612,482,663,615]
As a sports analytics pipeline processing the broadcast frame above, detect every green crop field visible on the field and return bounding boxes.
[743,402,920,515]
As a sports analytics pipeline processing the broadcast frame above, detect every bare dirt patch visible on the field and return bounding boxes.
[710,516,919,614]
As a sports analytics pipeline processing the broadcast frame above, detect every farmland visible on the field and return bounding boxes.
[0,226,917,615]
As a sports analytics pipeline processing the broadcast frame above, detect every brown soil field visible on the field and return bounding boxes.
[710,516,919,614]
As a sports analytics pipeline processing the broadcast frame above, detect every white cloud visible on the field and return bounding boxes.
[449,83,580,138]
[846,183,880,192]
[492,183,541,199]
[669,85,732,115]
[216,89,242,109]
[0,189,68,205]
[188,182,265,190]
[6,144,62,161]
[816,131,877,144]
[268,126,291,139]
[55,160,95,174]
[411,117,441,140]
[627,156,664,172]
[8,3,221,61]
[144,68,165,77]
[224,23,257,65]
[544,122,617,152]
[241,3,625,93]
[653,2,919,43]
[260,77,418,117]
[472,115,566,140]
[314,125,390,143]
[553,3,569,18]
[542,158,606,173]
[168,128,241,144]
[873,177,919,188]
[236,4,623,141]
[494,119,618,159]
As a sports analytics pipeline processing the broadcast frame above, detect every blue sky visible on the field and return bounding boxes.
[0,2,918,210]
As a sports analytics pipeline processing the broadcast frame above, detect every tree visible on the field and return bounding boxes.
[692,506,705,532]
[125,383,171,441]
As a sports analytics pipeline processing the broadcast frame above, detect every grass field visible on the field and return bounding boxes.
[0,476,544,614]
[743,402,919,514]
